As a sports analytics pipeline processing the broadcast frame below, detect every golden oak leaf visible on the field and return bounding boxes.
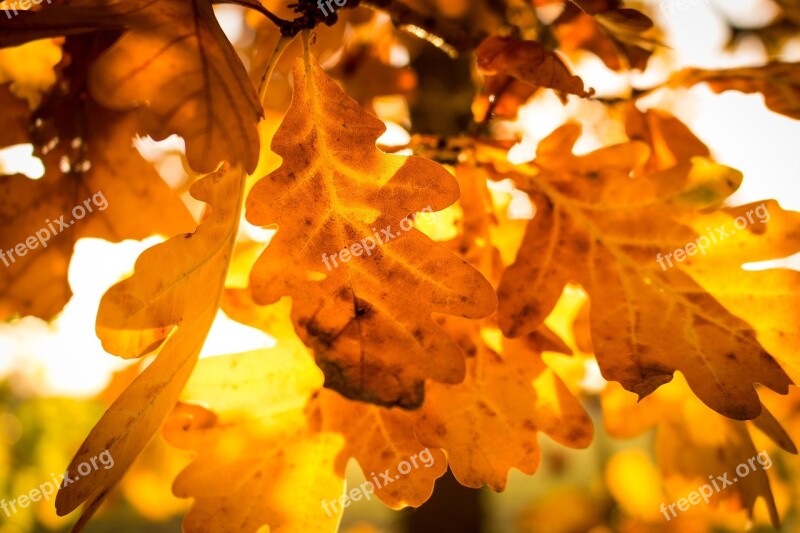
[671,62,800,121]
[0,37,195,321]
[56,164,245,530]
[603,378,794,528]
[246,44,496,408]
[415,326,593,490]
[308,389,447,508]
[225,280,446,509]
[0,0,263,173]
[475,36,594,104]
[164,346,344,533]
[496,123,792,419]
[223,287,446,509]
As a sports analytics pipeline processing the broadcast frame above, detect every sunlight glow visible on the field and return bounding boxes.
[0,238,161,397]
[0,144,44,179]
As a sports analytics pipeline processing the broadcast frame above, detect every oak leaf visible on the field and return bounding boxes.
[679,201,800,387]
[56,164,245,529]
[246,45,497,408]
[415,326,593,490]
[496,123,793,419]
[308,389,447,508]
[414,163,592,491]
[553,0,656,71]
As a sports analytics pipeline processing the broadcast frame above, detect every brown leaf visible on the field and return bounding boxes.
[476,36,594,104]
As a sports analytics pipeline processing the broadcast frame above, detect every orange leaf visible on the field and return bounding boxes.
[246,42,496,408]
[496,124,793,419]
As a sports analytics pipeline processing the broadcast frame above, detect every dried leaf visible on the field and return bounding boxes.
[553,1,656,71]
[415,326,593,490]
[476,36,594,104]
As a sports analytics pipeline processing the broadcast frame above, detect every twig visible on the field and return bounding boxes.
[221,0,483,58]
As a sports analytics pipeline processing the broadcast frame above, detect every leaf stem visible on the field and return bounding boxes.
[258,35,295,103]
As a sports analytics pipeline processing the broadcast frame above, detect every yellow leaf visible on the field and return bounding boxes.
[56,164,245,528]
[165,346,345,533]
